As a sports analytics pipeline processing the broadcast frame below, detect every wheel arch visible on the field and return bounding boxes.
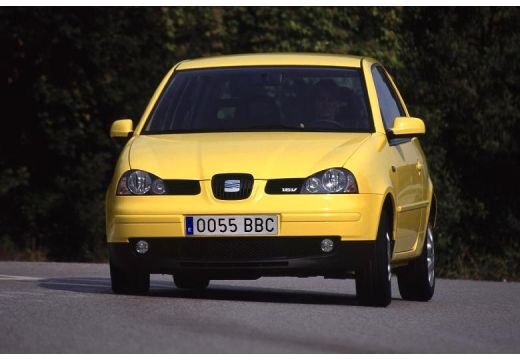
[429,192,438,229]
[380,190,397,253]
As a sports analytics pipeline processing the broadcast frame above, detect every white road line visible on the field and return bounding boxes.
[42,281,172,289]
[43,282,109,288]
[0,291,46,296]
[0,274,172,289]
[0,294,16,298]
[0,274,44,281]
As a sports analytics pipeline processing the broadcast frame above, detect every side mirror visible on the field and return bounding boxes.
[110,119,134,138]
[389,117,425,138]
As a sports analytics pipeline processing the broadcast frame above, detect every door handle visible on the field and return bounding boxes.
[416,161,423,173]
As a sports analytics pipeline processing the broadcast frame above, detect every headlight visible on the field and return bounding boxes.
[116,170,166,195]
[301,168,358,194]
[128,170,152,194]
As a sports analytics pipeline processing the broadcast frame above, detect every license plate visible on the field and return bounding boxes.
[185,215,278,236]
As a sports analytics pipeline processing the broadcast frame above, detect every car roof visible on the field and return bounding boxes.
[175,53,364,70]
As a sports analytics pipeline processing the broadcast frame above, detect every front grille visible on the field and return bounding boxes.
[130,236,340,260]
[179,261,289,268]
[211,173,254,200]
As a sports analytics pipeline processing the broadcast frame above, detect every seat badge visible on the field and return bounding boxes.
[224,179,241,193]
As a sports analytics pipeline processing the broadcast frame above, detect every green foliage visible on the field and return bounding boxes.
[0,7,518,279]
[398,7,520,280]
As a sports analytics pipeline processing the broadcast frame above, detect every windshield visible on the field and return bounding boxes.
[143,66,373,134]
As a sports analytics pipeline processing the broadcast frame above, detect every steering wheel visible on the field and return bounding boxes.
[307,119,345,129]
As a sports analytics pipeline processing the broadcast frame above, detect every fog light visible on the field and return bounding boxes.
[320,238,334,253]
[135,240,149,254]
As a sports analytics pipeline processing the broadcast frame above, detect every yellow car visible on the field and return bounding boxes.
[106,53,436,307]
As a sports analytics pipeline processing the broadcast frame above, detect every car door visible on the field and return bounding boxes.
[371,65,425,253]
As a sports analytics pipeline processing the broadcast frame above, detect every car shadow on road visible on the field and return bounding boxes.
[153,285,361,306]
[38,276,368,306]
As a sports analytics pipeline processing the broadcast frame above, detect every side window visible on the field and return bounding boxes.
[371,65,404,130]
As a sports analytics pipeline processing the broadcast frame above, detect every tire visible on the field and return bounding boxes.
[355,210,392,307]
[396,221,435,301]
[173,275,210,289]
[110,261,150,295]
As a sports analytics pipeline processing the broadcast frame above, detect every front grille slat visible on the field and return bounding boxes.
[164,180,201,195]
[265,178,304,194]
[212,173,254,200]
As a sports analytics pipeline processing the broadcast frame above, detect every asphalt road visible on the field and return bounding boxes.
[0,261,519,353]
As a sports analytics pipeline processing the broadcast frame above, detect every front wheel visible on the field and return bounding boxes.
[355,210,392,307]
[396,221,435,301]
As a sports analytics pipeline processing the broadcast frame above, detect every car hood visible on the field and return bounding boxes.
[129,132,371,180]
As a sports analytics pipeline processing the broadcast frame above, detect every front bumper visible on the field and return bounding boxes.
[106,191,385,277]
[109,237,376,278]
[106,192,385,242]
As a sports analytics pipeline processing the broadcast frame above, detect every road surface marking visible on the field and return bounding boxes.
[0,274,173,289]
[43,281,109,288]
[0,294,16,298]
[43,281,172,289]
[0,291,46,296]
[0,275,43,281]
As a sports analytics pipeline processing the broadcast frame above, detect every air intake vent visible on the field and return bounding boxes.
[212,173,254,200]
